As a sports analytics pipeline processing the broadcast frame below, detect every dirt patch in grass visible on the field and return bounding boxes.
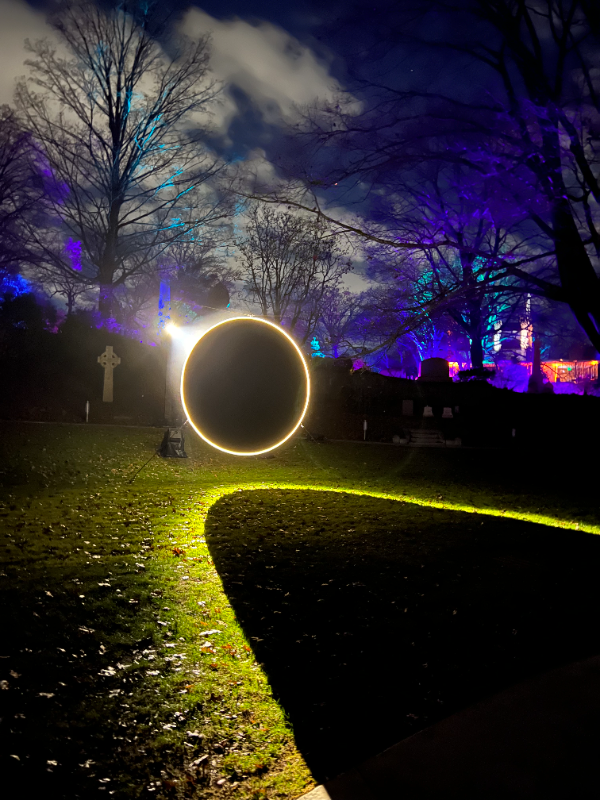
[206,489,600,782]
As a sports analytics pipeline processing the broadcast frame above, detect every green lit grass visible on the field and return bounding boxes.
[0,482,315,799]
[1,421,599,796]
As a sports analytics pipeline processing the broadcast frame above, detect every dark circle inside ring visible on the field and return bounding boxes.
[182,319,308,453]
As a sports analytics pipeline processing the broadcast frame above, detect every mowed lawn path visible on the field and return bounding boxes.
[1,421,599,797]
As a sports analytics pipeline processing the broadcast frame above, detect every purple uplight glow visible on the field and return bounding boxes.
[94,315,121,333]
[65,238,82,271]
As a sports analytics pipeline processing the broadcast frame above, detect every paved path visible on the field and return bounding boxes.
[300,654,600,799]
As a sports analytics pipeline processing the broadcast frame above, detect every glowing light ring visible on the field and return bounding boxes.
[180,316,310,457]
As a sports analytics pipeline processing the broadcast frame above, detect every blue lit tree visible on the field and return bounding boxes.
[364,165,543,368]
[16,0,233,322]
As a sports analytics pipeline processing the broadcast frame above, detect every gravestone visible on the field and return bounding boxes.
[97,346,121,403]
[423,405,434,418]
[402,399,414,416]
[418,357,452,382]
[442,407,453,418]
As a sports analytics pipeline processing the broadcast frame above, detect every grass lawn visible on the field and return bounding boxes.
[1,421,599,798]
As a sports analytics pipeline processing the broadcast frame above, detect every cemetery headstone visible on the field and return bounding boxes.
[418,357,452,382]
[402,399,414,416]
[442,407,453,418]
[97,345,121,403]
[423,405,434,417]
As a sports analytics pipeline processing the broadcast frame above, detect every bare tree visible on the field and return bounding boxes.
[16,0,232,320]
[237,204,352,344]
[365,165,549,368]
[315,287,368,358]
[0,105,49,276]
[240,0,600,354]
[117,235,235,332]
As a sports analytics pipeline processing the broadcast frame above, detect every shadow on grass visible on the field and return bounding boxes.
[206,489,600,782]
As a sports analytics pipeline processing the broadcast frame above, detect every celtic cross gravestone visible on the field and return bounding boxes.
[97,345,121,403]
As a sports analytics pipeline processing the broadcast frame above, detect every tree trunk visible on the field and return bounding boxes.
[552,198,600,354]
[97,203,120,320]
[467,299,484,369]
[469,334,484,370]
[98,280,114,319]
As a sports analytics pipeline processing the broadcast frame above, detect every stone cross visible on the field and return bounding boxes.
[97,345,121,403]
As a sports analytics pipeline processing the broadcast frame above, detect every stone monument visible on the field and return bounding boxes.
[418,358,452,382]
[97,345,121,403]
[402,399,414,416]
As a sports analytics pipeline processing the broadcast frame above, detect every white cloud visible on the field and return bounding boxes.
[179,9,343,136]
[0,0,55,105]
[0,4,344,137]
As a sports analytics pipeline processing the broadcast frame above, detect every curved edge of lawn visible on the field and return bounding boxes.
[200,482,600,537]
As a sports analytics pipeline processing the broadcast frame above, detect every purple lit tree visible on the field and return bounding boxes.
[364,166,546,368]
[244,0,600,356]
[16,0,233,322]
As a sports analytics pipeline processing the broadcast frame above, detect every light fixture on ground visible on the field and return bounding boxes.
[180,317,310,456]
[159,426,188,458]
[160,323,189,458]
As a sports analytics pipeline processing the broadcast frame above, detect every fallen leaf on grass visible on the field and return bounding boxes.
[98,667,116,677]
